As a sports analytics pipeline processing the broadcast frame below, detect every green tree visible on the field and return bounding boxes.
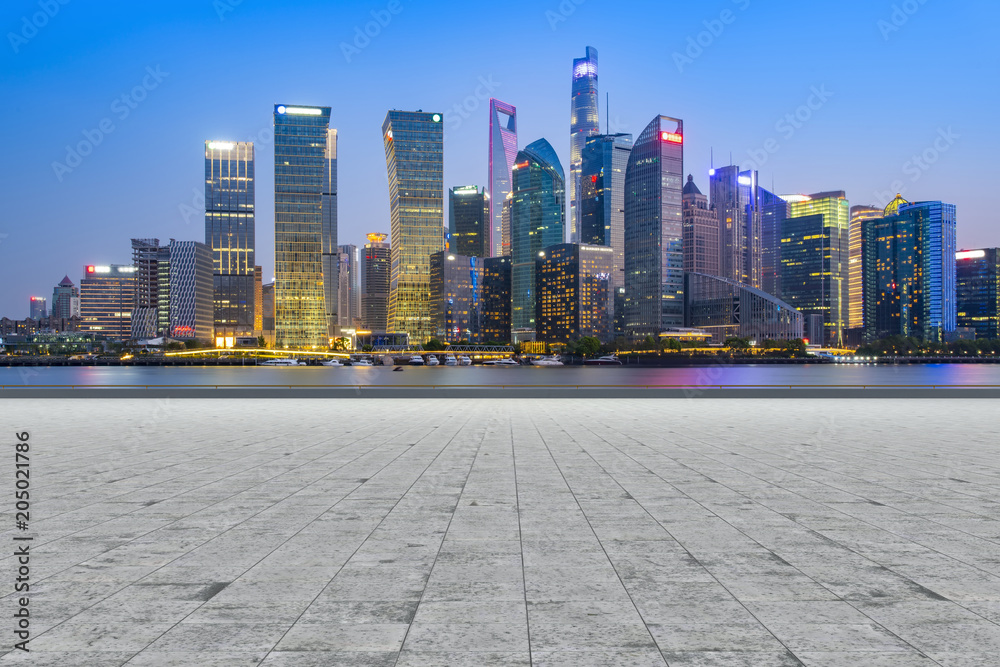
[423,338,446,351]
[361,344,374,352]
[256,335,266,348]
[184,339,201,350]
[724,337,750,350]
[574,336,602,358]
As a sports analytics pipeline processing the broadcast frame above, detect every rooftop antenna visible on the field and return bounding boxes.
[606,93,609,134]
[711,148,714,170]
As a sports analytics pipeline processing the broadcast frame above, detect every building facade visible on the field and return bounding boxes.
[80,264,136,340]
[623,115,685,338]
[254,266,263,333]
[710,165,762,289]
[482,256,512,343]
[204,141,255,339]
[430,252,484,343]
[849,205,882,330]
[322,128,339,338]
[510,138,565,340]
[536,243,614,344]
[362,233,391,333]
[131,238,170,340]
[382,110,444,343]
[569,46,599,244]
[760,188,788,298]
[51,276,80,320]
[449,186,489,257]
[685,272,804,344]
[274,104,331,349]
[337,244,362,330]
[780,191,849,346]
[29,297,47,320]
[488,99,518,257]
[167,240,214,343]
[862,196,957,342]
[682,174,720,276]
[956,248,1000,339]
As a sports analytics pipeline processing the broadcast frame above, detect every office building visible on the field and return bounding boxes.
[569,46,599,243]
[760,188,788,298]
[780,191,849,346]
[449,186,489,257]
[510,138,565,340]
[29,297,46,320]
[322,128,339,338]
[682,174,719,276]
[862,196,957,342]
[685,272,804,344]
[580,133,632,333]
[362,233,390,332]
[254,266,263,333]
[382,110,444,343]
[850,205,882,331]
[482,256,512,343]
[956,248,1000,339]
[430,252,484,343]
[536,243,614,344]
[51,276,80,320]
[131,238,170,339]
[262,282,275,345]
[274,104,332,349]
[338,244,362,330]
[623,115,685,338]
[204,140,255,339]
[167,240,214,343]
[80,264,136,340]
[500,193,513,257]
[710,165,762,288]
[488,99,518,256]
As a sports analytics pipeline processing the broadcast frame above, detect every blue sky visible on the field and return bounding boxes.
[2,0,997,318]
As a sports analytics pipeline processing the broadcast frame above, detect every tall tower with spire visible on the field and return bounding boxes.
[570,46,599,244]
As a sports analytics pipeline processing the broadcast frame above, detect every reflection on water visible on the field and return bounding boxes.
[2,363,1000,387]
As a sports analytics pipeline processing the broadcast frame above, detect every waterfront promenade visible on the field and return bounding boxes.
[2,399,998,665]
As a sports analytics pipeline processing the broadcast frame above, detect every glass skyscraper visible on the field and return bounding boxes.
[781,191,849,346]
[536,243,614,345]
[510,138,565,340]
[449,186,489,258]
[623,115,684,338]
[322,128,339,338]
[482,256,512,343]
[337,244,361,330]
[273,105,331,349]
[488,99,518,257]
[430,251,484,343]
[362,233,390,333]
[80,264,136,341]
[682,175,720,277]
[956,248,1000,339]
[759,188,788,298]
[204,140,255,339]
[849,205,883,331]
[710,165,762,289]
[570,46,599,244]
[383,110,444,343]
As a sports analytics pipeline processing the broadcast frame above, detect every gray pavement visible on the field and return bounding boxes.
[1,399,999,665]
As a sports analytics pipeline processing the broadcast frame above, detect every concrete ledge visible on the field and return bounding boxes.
[2,385,1000,399]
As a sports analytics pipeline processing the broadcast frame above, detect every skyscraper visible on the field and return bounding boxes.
[623,115,685,338]
[682,175,720,276]
[685,273,804,344]
[430,252,484,343]
[322,128,339,338]
[759,188,789,298]
[362,232,390,333]
[781,191,849,346]
[482,256,512,343]
[862,196,957,342]
[204,141,255,339]
[956,248,1000,339]
[449,186,489,257]
[510,138,565,340]
[382,110,444,343]
[51,276,80,320]
[80,264,136,340]
[580,133,631,333]
[337,244,361,330]
[253,266,263,333]
[131,238,170,339]
[536,243,614,344]
[849,205,882,331]
[488,99,517,257]
[29,297,46,320]
[167,240,214,343]
[273,104,331,349]
[570,46,599,243]
[710,165,762,288]
[501,193,513,257]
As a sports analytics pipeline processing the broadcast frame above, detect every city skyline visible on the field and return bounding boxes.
[2,1,997,319]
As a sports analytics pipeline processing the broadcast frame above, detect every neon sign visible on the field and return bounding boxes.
[661,132,682,144]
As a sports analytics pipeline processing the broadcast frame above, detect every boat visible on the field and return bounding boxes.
[352,358,374,366]
[483,358,519,366]
[443,354,458,366]
[408,355,425,365]
[426,355,440,366]
[458,355,472,366]
[261,358,300,366]
[584,354,622,366]
[320,358,344,367]
[532,355,564,366]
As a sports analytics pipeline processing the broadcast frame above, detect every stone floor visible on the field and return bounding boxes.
[1,399,999,666]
